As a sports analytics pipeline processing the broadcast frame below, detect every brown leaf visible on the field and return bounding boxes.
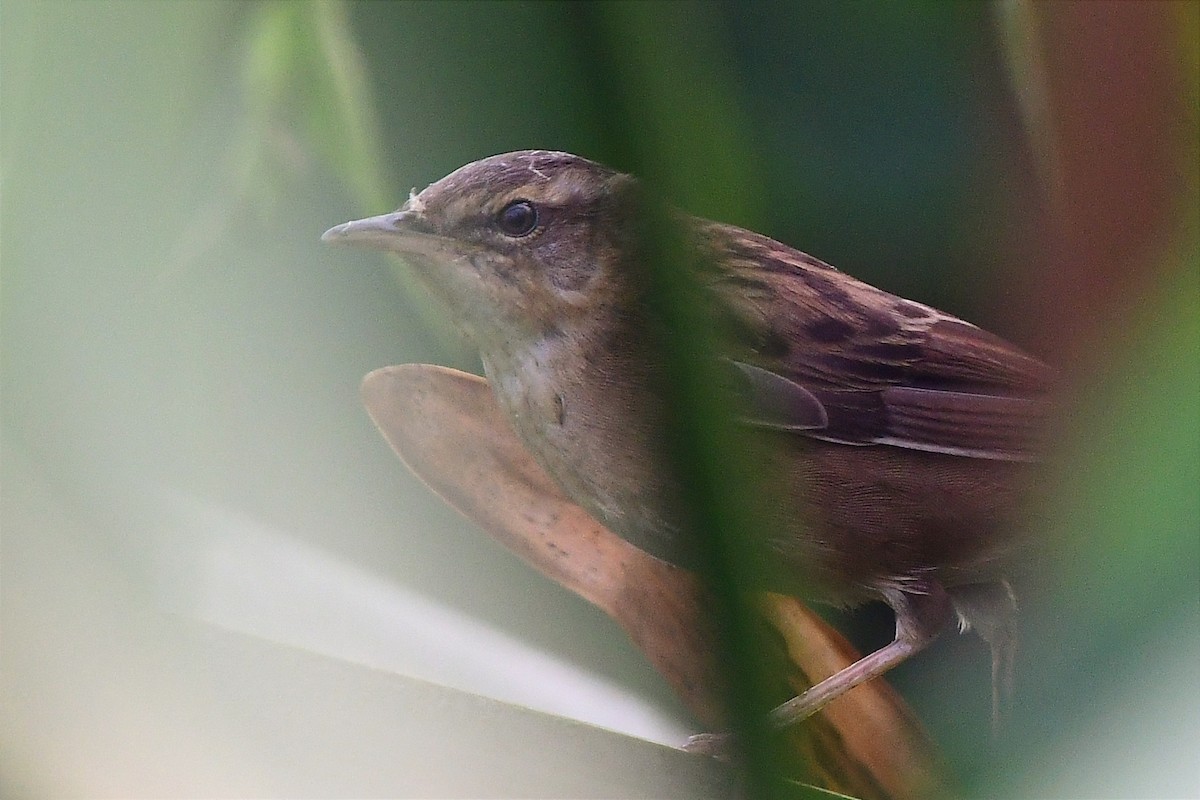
[362,364,945,799]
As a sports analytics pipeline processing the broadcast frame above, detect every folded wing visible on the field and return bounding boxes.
[702,222,1054,462]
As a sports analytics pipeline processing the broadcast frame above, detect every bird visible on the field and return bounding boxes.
[322,149,1053,750]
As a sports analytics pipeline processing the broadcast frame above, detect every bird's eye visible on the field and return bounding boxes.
[496,200,538,237]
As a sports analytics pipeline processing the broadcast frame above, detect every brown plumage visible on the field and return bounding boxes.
[323,150,1053,749]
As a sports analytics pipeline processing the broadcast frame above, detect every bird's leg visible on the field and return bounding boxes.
[771,581,955,726]
[685,581,954,757]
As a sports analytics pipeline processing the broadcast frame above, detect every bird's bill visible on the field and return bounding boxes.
[321,208,447,257]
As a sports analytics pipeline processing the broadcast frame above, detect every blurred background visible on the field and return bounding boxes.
[2,1,1196,797]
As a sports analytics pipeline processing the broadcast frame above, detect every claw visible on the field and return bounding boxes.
[683,731,736,761]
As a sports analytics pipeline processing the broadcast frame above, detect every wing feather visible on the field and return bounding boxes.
[698,221,1053,461]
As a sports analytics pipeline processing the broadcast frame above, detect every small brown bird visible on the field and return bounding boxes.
[323,150,1052,748]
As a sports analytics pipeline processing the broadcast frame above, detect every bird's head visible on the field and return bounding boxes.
[323,150,639,344]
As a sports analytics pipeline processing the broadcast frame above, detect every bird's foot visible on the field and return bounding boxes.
[683,731,736,761]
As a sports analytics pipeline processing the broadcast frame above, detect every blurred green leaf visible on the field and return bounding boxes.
[235,0,463,352]
[581,4,803,796]
[992,0,1064,210]
[304,0,389,210]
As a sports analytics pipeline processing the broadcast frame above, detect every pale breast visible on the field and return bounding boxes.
[481,337,686,567]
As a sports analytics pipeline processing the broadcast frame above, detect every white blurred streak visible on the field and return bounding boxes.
[153,488,693,746]
[2,454,717,797]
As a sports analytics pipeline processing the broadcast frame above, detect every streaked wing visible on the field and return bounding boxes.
[699,221,1054,462]
[877,387,1046,461]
